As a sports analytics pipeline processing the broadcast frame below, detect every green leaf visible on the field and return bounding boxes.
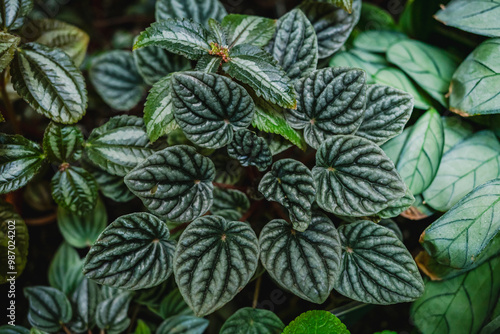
[387,40,459,107]
[69,278,101,332]
[222,14,276,47]
[155,0,227,26]
[10,43,87,124]
[51,166,98,215]
[174,215,259,316]
[0,32,20,72]
[335,220,424,304]
[88,166,135,203]
[282,310,350,334]
[265,133,293,156]
[171,71,255,149]
[157,288,193,319]
[0,325,30,334]
[220,307,285,334]
[195,54,221,73]
[134,320,151,334]
[85,115,154,177]
[380,126,412,165]
[396,109,444,196]
[442,116,474,154]
[435,0,500,37]
[314,135,406,216]
[353,30,408,53]
[379,219,403,241]
[89,50,145,111]
[211,188,250,214]
[358,3,397,31]
[227,129,272,171]
[258,159,315,231]
[48,242,81,292]
[124,145,215,222]
[266,8,318,81]
[329,49,388,84]
[96,292,133,334]
[208,18,226,46]
[134,19,213,60]
[42,122,83,163]
[317,0,354,13]
[398,0,443,40]
[134,281,170,308]
[259,214,342,303]
[0,0,33,30]
[355,84,414,145]
[423,130,500,211]
[24,286,72,332]
[449,39,500,116]
[287,67,367,149]
[299,0,361,58]
[222,44,296,109]
[33,19,89,66]
[377,186,415,219]
[83,212,176,290]
[157,315,209,334]
[0,133,45,194]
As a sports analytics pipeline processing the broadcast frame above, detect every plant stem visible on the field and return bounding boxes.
[252,275,262,308]
[240,200,263,222]
[126,304,140,334]
[0,70,21,134]
[62,324,72,334]
[25,211,57,226]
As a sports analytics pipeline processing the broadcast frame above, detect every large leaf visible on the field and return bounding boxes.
[89,50,145,111]
[355,84,414,145]
[156,315,209,334]
[0,133,45,194]
[286,67,366,149]
[10,43,87,124]
[0,32,20,72]
[227,129,272,172]
[171,71,255,149]
[69,278,101,333]
[220,307,285,334]
[266,8,317,81]
[124,145,215,222]
[381,126,412,165]
[42,122,83,163]
[353,30,408,53]
[96,292,133,334]
[24,286,72,332]
[85,115,154,177]
[259,214,342,303]
[48,242,81,291]
[83,212,176,290]
[51,166,98,215]
[174,215,259,316]
[222,14,276,47]
[423,130,500,211]
[0,0,33,30]
[258,159,315,231]
[442,116,474,154]
[449,39,500,116]
[155,0,226,26]
[396,109,444,196]
[313,135,406,217]
[329,48,388,84]
[335,220,424,304]
[282,310,349,334]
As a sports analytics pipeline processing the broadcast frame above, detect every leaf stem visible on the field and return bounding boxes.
[62,324,72,334]
[0,70,21,134]
[24,211,57,226]
[252,275,262,308]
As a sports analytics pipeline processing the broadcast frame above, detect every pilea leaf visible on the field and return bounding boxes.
[355,84,414,145]
[48,242,81,291]
[358,3,397,30]
[155,0,227,26]
[0,32,20,72]
[174,215,259,316]
[259,214,342,303]
[377,186,415,219]
[222,14,276,47]
[24,286,72,332]
[88,166,135,203]
[134,281,170,308]
[313,135,406,217]
[282,310,349,334]
[171,71,255,149]
[227,129,272,171]
[157,288,193,318]
[442,116,474,154]
[51,166,98,215]
[335,220,424,304]
[329,48,388,84]
[265,133,293,156]
[124,145,215,222]
[220,307,285,334]
[156,315,209,334]
[10,43,87,124]
[42,122,83,163]
[211,188,250,214]
[379,219,404,241]
[286,67,367,149]
[96,292,133,334]
[0,0,33,30]
[0,325,30,334]
[83,212,176,290]
[70,278,101,332]
[353,30,408,53]
[208,18,226,46]
[0,133,45,194]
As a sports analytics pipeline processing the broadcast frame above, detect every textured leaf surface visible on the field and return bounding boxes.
[286,67,366,149]
[329,48,388,84]
[227,129,272,171]
[155,0,226,26]
[70,278,101,332]
[222,14,276,47]
[124,145,215,222]
[51,166,98,215]
[0,325,30,334]
[174,216,259,316]
[335,220,424,304]
[313,135,406,216]
[48,242,81,291]
[10,43,87,124]
[211,188,250,215]
[377,186,415,219]
[353,30,408,53]
[282,310,349,334]
[195,54,221,73]
[171,72,254,149]
[24,286,72,332]
[0,32,20,72]
[259,215,342,303]
[89,166,135,203]
[220,307,285,334]
[0,0,33,30]
[42,122,83,163]
[157,315,209,334]
[96,292,133,334]
[157,288,193,318]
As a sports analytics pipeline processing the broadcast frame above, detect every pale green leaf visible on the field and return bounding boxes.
[51,166,98,215]
[0,31,20,72]
[42,121,83,163]
[329,48,388,84]
[96,292,133,334]
[220,307,285,334]
[380,126,412,165]
[282,310,350,334]
[222,14,276,47]
[157,315,209,334]
[353,30,408,53]
[0,201,28,283]
[155,0,227,26]
[227,129,272,171]
[24,286,72,332]
[442,116,474,154]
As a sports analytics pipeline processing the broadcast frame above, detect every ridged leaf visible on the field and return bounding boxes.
[10,43,87,124]
[0,0,33,30]
[96,292,133,334]
[353,30,408,53]
[259,215,342,303]
[313,135,406,216]
[155,0,227,26]
[24,286,72,332]
[329,48,388,84]
[282,310,349,334]
[380,219,403,241]
[335,220,424,304]
[377,186,415,219]
[51,166,98,215]
[0,32,20,72]
[0,325,30,334]
[222,14,276,47]
[124,145,215,222]
[157,315,209,334]
[227,129,272,171]
[42,122,83,163]
[48,242,81,291]
[174,216,259,316]
[171,71,255,149]
[286,67,367,149]
[88,166,135,203]
[220,307,285,334]
[69,278,101,332]
[157,288,193,318]
[83,212,176,290]
[442,116,474,154]
[211,188,250,214]
[195,54,221,73]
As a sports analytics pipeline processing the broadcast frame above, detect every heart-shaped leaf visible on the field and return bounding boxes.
[329,48,388,84]
[259,214,342,303]
[48,242,81,291]
[282,310,349,334]
[212,188,250,214]
[0,0,33,30]
[157,315,209,334]
[171,71,255,149]
[0,32,20,72]
[227,129,272,171]
[96,292,133,334]
[124,145,215,222]
[313,135,406,216]
[155,0,227,26]
[220,307,285,334]
[51,166,98,215]
[43,122,83,163]
[174,215,259,316]
[335,220,424,304]
[24,286,72,332]
[353,30,408,53]
[83,212,176,290]
[442,116,473,154]
[286,67,367,149]
[69,278,102,332]
[258,159,315,231]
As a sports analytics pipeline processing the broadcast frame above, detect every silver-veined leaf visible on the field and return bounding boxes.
[157,288,193,319]
[211,188,250,214]
[0,32,20,72]
[0,325,30,334]
[227,129,272,172]
[0,0,33,30]
[379,219,404,241]
[48,242,81,292]
[329,48,388,84]
[96,292,133,334]
[155,0,226,26]
[42,122,83,163]
[157,315,209,334]
[51,166,98,215]
[220,307,285,334]
[377,186,415,219]
[134,281,170,308]
[69,278,102,333]
[222,14,276,47]
[195,54,221,73]
[353,30,408,53]
[208,18,226,46]
[24,286,72,332]
[88,166,135,203]
[442,116,474,154]
[265,133,293,156]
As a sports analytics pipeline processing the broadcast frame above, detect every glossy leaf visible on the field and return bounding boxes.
[51,166,98,215]
[442,116,473,154]
[42,122,83,163]
[156,315,209,334]
[220,307,285,334]
[227,129,272,171]
[89,166,135,203]
[222,14,276,47]
[70,278,101,332]
[0,0,33,30]
[0,32,20,72]
[48,242,81,291]
[155,0,227,26]
[96,292,133,334]
[282,310,349,334]
[329,48,388,84]
[353,30,408,53]
[24,286,72,332]
[211,188,249,215]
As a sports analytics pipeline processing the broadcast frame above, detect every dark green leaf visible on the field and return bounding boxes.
[42,122,83,163]
[212,154,244,185]
[358,3,397,30]
[212,188,250,214]
[0,32,20,72]
[265,133,293,156]
[134,281,170,308]
[222,14,276,47]
[96,292,133,334]
[208,18,226,46]
[379,219,403,241]
[88,166,135,202]
[0,325,30,334]
[227,129,272,171]
[442,116,473,154]
[51,166,98,215]
[24,286,72,332]
[195,54,221,73]
[157,288,193,319]
[155,0,226,26]
[329,49,388,84]
[69,278,101,332]
[353,30,408,53]
[317,0,354,13]
[48,242,81,292]
[220,307,285,334]
[0,0,33,30]
[156,315,209,334]
[282,310,350,334]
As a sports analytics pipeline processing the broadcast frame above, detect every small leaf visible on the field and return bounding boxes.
[208,18,227,46]
[174,215,259,316]
[286,67,367,149]
[88,166,135,203]
[48,242,81,291]
[96,292,133,334]
[69,278,101,332]
[42,122,83,163]
[313,135,406,216]
[335,220,424,304]
[329,48,388,84]
[195,54,221,73]
[0,32,20,72]
[259,214,342,303]
[156,315,209,334]
[282,310,350,334]
[10,43,87,124]
[222,14,276,47]
[377,186,415,219]
[227,129,272,171]
[442,116,473,154]
[134,281,170,308]
[124,145,215,222]
[157,288,193,319]
[353,30,408,53]
[155,0,227,26]
[171,71,255,149]
[134,320,151,334]
[51,166,98,215]
[258,159,315,231]
[24,286,72,332]
[220,307,285,334]
[0,0,33,30]
[83,212,176,290]
[212,188,250,214]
